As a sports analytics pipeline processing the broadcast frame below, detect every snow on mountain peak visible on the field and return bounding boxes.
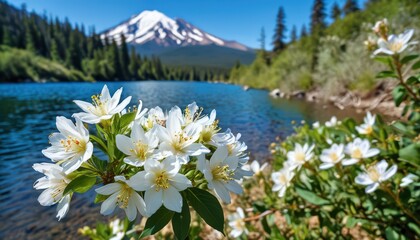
[101,10,251,51]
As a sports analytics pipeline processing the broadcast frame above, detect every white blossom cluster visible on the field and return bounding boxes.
[33,85,252,221]
[271,112,416,198]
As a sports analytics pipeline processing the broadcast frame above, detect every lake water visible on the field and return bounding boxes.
[0,81,363,239]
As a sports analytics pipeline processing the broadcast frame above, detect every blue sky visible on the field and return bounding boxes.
[7,0,365,48]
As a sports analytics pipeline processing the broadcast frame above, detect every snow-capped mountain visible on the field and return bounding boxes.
[101,10,255,68]
[101,10,252,51]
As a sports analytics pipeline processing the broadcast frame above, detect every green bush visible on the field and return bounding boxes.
[0,45,92,82]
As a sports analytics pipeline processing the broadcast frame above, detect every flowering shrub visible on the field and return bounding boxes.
[223,20,420,239]
[33,85,252,238]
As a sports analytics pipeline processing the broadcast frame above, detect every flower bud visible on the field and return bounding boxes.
[372,19,388,40]
[364,37,377,51]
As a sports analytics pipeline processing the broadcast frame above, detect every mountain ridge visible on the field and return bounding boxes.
[100,10,255,68]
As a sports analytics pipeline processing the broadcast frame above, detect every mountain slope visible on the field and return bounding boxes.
[158,44,256,68]
[101,10,255,68]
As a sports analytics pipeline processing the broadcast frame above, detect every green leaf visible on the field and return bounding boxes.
[412,60,420,70]
[406,76,420,85]
[401,54,419,65]
[140,207,174,238]
[345,216,358,228]
[185,187,224,235]
[295,187,330,205]
[374,56,391,64]
[63,175,97,195]
[392,85,407,107]
[94,194,108,204]
[385,227,401,240]
[376,70,397,79]
[399,143,420,166]
[172,198,191,240]
[119,111,136,129]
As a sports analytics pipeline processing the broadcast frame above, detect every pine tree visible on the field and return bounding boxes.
[119,34,130,79]
[258,27,266,51]
[128,47,140,79]
[108,39,122,79]
[2,26,11,46]
[24,21,35,52]
[290,25,297,43]
[343,0,359,15]
[300,25,308,38]
[310,0,326,34]
[66,30,82,70]
[331,2,341,21]
[272,6,287,53]
[50,39,60,62]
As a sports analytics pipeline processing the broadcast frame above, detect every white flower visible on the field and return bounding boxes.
[355,160,397,193]
[356,112,375,135]
[129,158,192,216]
[134,100,148,121]
[209,128,235,146]
[198,109,220,144]
[228,207,248,238]
[400,173,418,187]
[250,160,267,176]
[343,138,380,166]
[95,176,147,221]
[42,116,93,174]
[319,144,345,169]
[271,164,295,197]
[212,129,249,165]
[200,146,243,204]
[312,121,320,129]
[109,219,125,240]
[286,143,315,170]
[373,29,417,55]
[33,163,72,221]
[181,102,210,126]
[140,106,167,130]
[325,116,339,127]
[73,85,132,124]
[157,108,209,164]
[233,164,254,179]
[116,122,160,167]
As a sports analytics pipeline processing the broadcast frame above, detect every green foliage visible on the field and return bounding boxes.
[0,45,93,82]
[0,1,227,82]
[140,207,175,238]
[172,198,191,240]
[228,20,420,239]
[63,175,97,195]
[185,187,225,235]
[228,0,420,97]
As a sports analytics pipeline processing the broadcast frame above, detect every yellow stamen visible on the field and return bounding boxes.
[351,148,363,159]
[60,136,86,153]
[295,152,306,163]
[116,183,132,209]
[212,165,234,182]
[329,152,339,163]
[367,167,380,182]
[130,141,149,160]
[155,171,170,191]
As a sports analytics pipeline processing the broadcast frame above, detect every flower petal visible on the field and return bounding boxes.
[145,189,163,216]
[95,183,122,195]
[163,187,183,213]
[100,192,119,215]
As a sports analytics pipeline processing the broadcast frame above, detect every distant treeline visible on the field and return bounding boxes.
[229,0,420,97]
[0,0,229,82]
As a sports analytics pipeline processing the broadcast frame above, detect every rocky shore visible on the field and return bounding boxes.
[269,81,402,118]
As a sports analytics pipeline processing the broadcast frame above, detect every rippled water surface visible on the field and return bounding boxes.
[0,81,363,239]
